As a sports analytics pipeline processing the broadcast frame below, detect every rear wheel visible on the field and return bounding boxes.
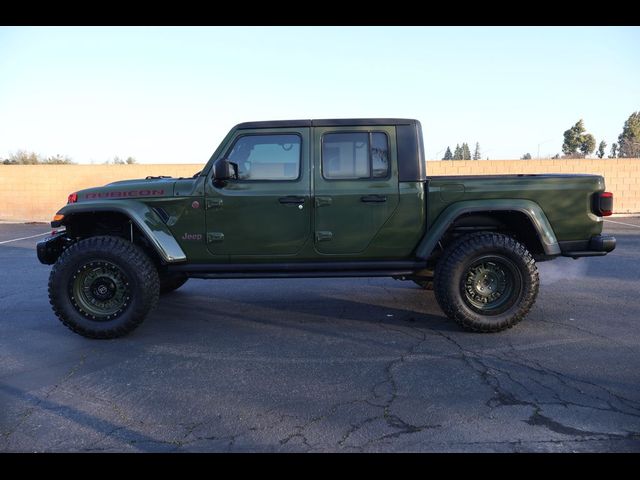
[48,236,159,339]
[433,232,539,332]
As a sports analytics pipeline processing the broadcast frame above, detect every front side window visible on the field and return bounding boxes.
[226,134,301,181]
[322,132,389,180]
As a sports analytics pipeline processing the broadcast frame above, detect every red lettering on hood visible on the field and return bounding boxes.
[85,189,165,199]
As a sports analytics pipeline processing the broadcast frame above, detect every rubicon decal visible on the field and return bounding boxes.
[85,190,165,199]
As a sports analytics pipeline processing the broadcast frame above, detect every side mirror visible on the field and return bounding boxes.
[213,159,234,181]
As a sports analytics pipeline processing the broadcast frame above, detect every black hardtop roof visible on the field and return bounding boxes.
[235,118,419,129]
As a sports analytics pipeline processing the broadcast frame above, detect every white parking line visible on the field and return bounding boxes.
[604,219,640,228]
[0,232,50,245]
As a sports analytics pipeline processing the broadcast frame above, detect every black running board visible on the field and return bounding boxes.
[168,260,427,279]
[187,270,417,280]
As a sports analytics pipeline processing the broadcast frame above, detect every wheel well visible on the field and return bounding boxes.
[61,211,163,267]
[434,211,545,259]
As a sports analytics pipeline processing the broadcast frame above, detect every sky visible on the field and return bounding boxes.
[0,26,638,164]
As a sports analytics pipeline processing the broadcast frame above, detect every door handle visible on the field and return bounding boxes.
[360,194,387,203]
[279,196,306,205]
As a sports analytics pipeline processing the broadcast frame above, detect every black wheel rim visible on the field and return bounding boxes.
[69,260,132,322]
[461,255,522,315]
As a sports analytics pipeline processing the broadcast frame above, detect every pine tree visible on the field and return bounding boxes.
[596,141,607,159]
[462,143,471,160]
[618,111,640,158]
[472,142,481,160]
[562,120,585,156]
[562,119,597,157]
[608,143,618,158]
[453,144,462,160]
[443,147,453,160]
[579,134,596,157]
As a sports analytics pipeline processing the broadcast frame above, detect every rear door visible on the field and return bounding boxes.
[313,125,399,255]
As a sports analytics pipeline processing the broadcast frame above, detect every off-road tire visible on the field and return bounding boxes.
[48,235,160,339]
[433,232,539,332]
[159,273,189,294]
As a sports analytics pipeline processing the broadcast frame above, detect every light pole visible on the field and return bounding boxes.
[537,138,553,159]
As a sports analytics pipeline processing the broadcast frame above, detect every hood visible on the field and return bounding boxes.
[74,177,178,202]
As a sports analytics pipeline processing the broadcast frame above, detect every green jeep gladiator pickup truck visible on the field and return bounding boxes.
[37,119,616,338]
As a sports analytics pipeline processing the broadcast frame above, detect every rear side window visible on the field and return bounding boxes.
[322,132,389,180]
[226,134,301,181]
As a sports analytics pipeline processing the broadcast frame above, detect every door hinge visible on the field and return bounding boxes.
[315,231,333,242]
[207,232,225,243]
[206,198,223,210]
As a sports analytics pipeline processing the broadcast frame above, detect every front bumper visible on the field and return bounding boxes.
[36,231,69,265]
[560,234,616,259]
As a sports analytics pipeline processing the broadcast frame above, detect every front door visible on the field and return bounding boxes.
[205,128,311,258]
[313,126,399,255]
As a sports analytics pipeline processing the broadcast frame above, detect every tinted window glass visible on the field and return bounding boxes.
[371,132,389,178]
[227,134,300,180]
[322,132,370,179]
[322,132,389,180]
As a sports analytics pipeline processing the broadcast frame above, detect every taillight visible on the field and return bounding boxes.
[592,191,613,217]
[67,192,78,204]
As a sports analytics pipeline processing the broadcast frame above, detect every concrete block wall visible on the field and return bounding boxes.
[426,159,639,214]
[0,164,202,223]
[0,159,637,222]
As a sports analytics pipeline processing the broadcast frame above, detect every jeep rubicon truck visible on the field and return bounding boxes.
[37,119,616,338]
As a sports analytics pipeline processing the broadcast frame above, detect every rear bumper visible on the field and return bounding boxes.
[560,234,616,259]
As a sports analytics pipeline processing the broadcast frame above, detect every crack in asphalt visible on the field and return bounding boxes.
[5,314,639,452]
[274,321,444,452]
[525,410,604,437]
[522,357,640,418]
[3,239,640,453]
[393,435,640,452]
[1,353,87,447]
[335,328,440,451]
[277,397,365,451]
[535,302,631,347]
[431,328,640,446]
[129,310,640,452]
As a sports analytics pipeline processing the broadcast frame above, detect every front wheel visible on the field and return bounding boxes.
[433,232,539,332]
[48,236,160,339]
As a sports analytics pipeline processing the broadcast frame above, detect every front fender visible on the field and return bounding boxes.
[415,199,560,259]
[53,200,187,263]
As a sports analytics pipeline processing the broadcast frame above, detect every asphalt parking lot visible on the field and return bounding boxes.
[1,219,639,452]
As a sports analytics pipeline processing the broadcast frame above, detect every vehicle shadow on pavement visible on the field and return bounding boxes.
[154,284,461,344]
[0,382,174,452]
